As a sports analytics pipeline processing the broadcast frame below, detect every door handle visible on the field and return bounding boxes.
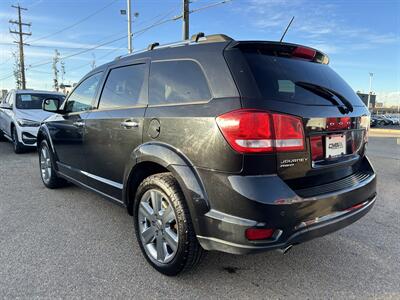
[120,120,139,129]
[73,121,85,127]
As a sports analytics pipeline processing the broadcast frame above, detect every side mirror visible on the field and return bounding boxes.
[43,98,62,113]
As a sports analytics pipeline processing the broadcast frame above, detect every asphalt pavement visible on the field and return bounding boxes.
[0,135,399,299]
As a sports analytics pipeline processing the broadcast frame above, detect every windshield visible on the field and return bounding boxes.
[242,49,365,107]
[16,93,65,109]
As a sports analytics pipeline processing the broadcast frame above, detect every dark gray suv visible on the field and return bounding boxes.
[38,33,376,275]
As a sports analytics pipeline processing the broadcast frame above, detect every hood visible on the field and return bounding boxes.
[15,109,54,122]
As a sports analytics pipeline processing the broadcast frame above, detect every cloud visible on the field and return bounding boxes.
[236,0,399,54]
[376,91,400,105]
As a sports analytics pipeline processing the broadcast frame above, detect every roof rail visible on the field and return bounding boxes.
[147,42,160,50]
[191,32,205,42]
[116,33,235,59]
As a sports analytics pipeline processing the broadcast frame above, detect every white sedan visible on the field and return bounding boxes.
[0,89,65,153]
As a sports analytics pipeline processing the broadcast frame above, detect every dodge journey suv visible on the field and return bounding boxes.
[38,33,376,276]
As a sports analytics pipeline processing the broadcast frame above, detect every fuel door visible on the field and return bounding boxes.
[148,118,161,139]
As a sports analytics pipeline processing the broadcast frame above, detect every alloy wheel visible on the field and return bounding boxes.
[138,189,179,264]
[40,145,52,184]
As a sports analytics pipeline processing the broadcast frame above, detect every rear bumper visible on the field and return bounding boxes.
[198,196,375,254]
[196,156,377,254]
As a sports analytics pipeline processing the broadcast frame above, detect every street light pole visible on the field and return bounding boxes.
[367,72,373,111]
[127,0,132,53]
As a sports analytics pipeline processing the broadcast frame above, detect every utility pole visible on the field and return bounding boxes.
[9,4,31,90]
[367,72,374,111]
[182,0,189,40]
[127,0,132,53]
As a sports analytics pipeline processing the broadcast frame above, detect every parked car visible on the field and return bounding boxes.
[373,115,391,126]
[370,116,377,127]
[37,34,376,275]
[384,115,400,125]
[0,89,65,153]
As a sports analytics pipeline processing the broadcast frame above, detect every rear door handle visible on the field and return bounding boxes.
[73,121,85,127]
[120,120,139,129]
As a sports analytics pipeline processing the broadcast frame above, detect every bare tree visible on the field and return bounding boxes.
[52,49,60,91]
[12,51,22,89]
[60,59,66,84]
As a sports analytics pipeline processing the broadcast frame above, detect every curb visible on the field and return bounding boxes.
[370,128,400,134]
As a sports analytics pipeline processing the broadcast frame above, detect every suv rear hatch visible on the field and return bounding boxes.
[223,41,370,190]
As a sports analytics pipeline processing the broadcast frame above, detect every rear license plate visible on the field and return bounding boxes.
[325,134,346,158]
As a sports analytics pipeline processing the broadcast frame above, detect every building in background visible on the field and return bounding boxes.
[357,92,376,108]
[0,89,8,100]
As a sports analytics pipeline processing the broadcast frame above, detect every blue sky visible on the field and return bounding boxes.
[0,0,399,105]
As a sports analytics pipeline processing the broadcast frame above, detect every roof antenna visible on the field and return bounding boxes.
[279,16,295,43]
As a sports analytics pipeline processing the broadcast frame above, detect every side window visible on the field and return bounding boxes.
[149,60,211,105]
[99,64,147,109]
[66,72,102,113]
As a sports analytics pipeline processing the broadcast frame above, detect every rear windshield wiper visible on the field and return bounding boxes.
[295,81,353,114]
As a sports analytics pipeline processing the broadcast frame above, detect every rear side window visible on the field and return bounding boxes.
[99,64,147,109]
[241,49,365,107]
[149,60,211,105]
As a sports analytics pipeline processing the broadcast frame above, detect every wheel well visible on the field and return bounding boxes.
[36,131,45,146]
[126,161,169,215]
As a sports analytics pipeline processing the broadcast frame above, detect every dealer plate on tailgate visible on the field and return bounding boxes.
[326,134,346,158]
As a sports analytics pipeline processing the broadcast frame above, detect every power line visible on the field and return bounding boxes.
[190,0,233,14]
[27,15,181,70]
[2,1,233,84]
[28,34,128,69]
[27,0,119,45]
[0,73,15,81]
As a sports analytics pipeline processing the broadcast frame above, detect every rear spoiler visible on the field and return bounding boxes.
[227,41,330,65]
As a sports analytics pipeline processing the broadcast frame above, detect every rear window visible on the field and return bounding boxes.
[16,93,65,109]
[149,60,211,105]
[242,49,365,107]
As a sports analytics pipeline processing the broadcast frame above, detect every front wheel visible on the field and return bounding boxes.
[134,173,204,276]
[39,140,67,188]
[0,130,6,141]
[11,127,25,154]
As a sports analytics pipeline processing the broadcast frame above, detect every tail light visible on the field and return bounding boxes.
[292,46,316,60]
[310,136,324,161]
[216,109,305,153]
[245,228,275,240]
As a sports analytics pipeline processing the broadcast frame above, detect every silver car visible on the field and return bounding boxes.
[0,89,65,153]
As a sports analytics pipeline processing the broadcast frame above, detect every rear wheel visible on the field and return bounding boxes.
[39,140,67,188]
[134,173,204,276]
[11,126,24,154]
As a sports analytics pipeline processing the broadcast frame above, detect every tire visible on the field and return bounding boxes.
[378,121,385,126]
[134,172,204,276]
[11,126,25,154]
[0,130,6,142]
[38,139,67,189]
